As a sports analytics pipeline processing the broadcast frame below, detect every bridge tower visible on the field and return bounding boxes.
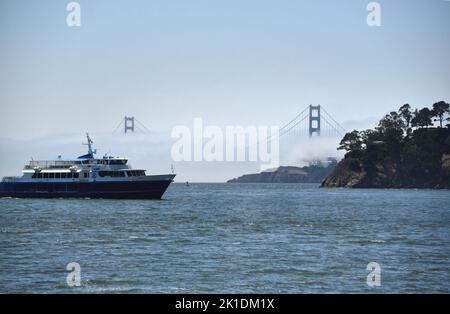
[124,116,135,133]
[309,105,321,137]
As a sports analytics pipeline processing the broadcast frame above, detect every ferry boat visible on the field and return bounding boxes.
[0,134,175,199]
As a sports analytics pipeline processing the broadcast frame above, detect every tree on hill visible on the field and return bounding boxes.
[337,130,362,153]
[411,108,433,129]
[431,101,450,128]
[376,111,405,145]
[398,104,413,134]
[337,101,449,157]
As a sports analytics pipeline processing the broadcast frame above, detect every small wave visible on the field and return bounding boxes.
[353,239,386,244]
[387,235,407,241]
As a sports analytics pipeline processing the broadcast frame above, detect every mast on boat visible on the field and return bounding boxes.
[82,133,97,157]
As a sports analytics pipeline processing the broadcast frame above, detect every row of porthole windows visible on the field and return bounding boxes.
[32,172,80,179]
[31,170,144,179]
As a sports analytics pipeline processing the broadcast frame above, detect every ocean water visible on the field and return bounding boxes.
[0,183,449,293]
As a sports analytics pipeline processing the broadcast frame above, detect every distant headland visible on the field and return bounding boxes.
[322,101,450,189]
[227,159,337,183]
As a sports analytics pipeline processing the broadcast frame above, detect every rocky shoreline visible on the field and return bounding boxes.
[321,153,450,189]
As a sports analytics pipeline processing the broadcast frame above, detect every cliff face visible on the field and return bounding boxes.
[442,154,450,172]
[320,158,366,188]
[322,128,450,189]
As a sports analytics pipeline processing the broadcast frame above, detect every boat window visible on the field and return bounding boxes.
[74,173,79,178]
[99,171,126,177]
[109,160,127,165]
[125,170,145,177]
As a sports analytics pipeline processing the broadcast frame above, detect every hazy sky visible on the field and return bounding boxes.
[1,0,449,137]
[0,0,449,181]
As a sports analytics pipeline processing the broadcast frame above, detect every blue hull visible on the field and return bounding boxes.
[0,180,173,199]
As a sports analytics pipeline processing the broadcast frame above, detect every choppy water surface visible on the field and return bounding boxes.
[1,183,449,293]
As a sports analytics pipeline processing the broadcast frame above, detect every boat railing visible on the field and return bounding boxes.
[23,159,128,170]
[25,160,78,169]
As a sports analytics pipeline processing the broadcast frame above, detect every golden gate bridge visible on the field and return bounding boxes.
[113,105,346,139]
[263,104,346,147]
[112,105,346,165]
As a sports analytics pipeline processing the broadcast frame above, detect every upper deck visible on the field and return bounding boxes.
[22,133,130,170]
[24,158,128,170]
